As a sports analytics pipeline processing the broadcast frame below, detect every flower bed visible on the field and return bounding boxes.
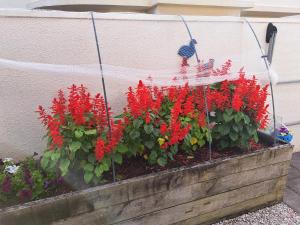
[33,63,270,186]
[0,62,294,224]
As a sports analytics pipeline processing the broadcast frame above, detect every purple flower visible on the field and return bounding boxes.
[43,180,51,189]
[2,176,11,193]
[0,158,3,166]
[24,168,33,186]
[19,189,32,201]
[56,177,64,185]
[279,126,289,134]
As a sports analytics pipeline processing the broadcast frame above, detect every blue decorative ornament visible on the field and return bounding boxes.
[275,125,293,143]
[178,39,197,66]
[278,133,293,143]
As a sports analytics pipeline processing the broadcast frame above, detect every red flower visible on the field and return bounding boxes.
[198,112,206,127]
[95,138,105,161]
[94,119,124,161]
[232,92,243,112]
[51,90,66,124]
[160,122,168,135]
[48,117,64,149]
[36,105,49,126]
[183,95,194,116]
[145,112,151,124]
[37,84,121,154]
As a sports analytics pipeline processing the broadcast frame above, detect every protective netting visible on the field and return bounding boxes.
[0,14,280,190]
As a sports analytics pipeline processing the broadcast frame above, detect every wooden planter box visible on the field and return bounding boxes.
[0,143,293,225]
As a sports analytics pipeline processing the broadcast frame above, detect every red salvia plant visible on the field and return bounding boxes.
[37,85,123,184]
[208,68,269,149]
[121,81,209,166]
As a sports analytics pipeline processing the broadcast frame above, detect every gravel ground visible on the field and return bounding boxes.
[213,203,300,225]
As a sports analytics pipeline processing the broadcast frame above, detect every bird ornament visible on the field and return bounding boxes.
[178,39,197,67]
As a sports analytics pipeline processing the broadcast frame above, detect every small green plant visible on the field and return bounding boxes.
[211,109,259,149]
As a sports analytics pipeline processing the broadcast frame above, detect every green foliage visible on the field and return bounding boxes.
[122,114,170,166]
[41,120,114,184]
[180,117,209,155]
[211,110,259,149]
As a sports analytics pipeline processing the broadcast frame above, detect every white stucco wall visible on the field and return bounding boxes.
[0,0,32,8]
[0,10,299,159]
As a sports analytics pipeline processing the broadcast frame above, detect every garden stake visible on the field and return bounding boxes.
[244,19,277,146]
[179,15,212,161]
[90,12,116,182]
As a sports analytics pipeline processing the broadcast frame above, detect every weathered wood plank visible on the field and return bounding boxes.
[173,188,284,225]
[51,162,289,225]
[113,176,286,225]
[0,145,293,225]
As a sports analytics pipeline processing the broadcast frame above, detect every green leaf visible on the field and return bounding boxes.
[153,128,161,137]
[114,153,123,165]
[144,140,155,149]
[51,151,61,161]
[84,129,97,135]
[219,125,230,136]
[94,165,104,177]
[168,152,174,160]
[43,151,52,158]
[144,124,153,134]
[157,157,167,167]
[75,130,84,138]
[234,113,243,123]
[225,108,233,115]
[114,114,123,119]
[223,113,233,122]
[247,126,255,135]
[84,172,94,184]
[102,157,111,167]
[149,151,158,162]
[244,115,250,124]
[82,142,92,152]
[59,158,70,176]
[69,141,81,153]
[198,138,205,147]
[133,119,143,129]
[116,144,128,153]
[83,163,94,172]
[232,124,239,132]
[229,132,238,141]
[102,161,109,171]
[220,139,229,149]
[184,117,192,122]
[40,157,49,169]
[170,145,178,154]
[129,130,140,140]
[88,154,96,164]
[253,132,259,143]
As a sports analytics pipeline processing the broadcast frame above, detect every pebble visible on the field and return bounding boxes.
[213,203,300,225]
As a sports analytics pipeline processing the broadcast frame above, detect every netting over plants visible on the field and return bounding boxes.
[0,14,289,205]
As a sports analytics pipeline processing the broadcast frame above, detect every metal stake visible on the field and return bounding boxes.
[179,15,212,161]
[90,12,116,182]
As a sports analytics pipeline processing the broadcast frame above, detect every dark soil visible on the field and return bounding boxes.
[114,141,266,180]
